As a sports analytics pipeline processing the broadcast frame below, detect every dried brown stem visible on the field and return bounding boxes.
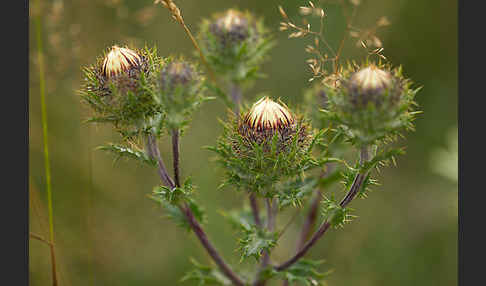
[334,1,359,74]
[155,0,217,83]
[30,232,52,246]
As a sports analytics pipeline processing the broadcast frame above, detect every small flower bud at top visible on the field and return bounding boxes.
[244,97,294,132]
[238,97,305,150]
[102,45,142,78]
[351,65,392,92]
[160,60,195,88]
[348,64,394,108]
[210,9,250,45]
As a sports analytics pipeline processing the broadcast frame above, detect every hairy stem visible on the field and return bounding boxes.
[171,129,181,188]
[145,134,175,189]
[249,193,262,228]
[254,199,277,286]
[275,146,370,271]
[180,204,245,286]
[147,132,243,286]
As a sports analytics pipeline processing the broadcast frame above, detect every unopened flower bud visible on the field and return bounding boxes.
[210,9,250,45]
[322,62,418,145]
[157,59,205,129]
[216,97,313,191]
[102,45,142,78]
[160,60,195,91]
[237,97,309,153]
[80,45,162,132]
[347,65,396,108]
[244,97,294,132]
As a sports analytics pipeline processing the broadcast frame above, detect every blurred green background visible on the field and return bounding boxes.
[29,0,457,285]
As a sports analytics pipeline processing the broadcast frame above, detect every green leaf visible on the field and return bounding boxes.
[181,258,231,286]
[220,207,257,232]
[96,143,156,166]
[238,226,277,261]
[321,196,354,228]
[277,177,318,209]
[264,259,331,286]
[149,178,206,230]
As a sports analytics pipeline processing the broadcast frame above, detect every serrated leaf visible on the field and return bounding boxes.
[265,259,331,286]
[181,258,231,286]
[238,226,277,261]
[97,143,156,166]
[277,177,318,209]
[321,196,354,228]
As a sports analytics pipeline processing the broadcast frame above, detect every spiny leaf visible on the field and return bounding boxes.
[181,258,231,286]
[238,226,278,261]
[97,143,156,166]
[262,259,331,286]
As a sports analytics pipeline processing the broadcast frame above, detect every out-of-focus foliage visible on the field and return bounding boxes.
[29,0,457,286]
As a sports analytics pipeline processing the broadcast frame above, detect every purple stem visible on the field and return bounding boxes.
[275,147,370,272]
[146,133,245,286]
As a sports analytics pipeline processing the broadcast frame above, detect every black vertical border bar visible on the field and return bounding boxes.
[1,0,29,285]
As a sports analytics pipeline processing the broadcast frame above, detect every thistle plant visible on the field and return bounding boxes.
[79,1,421,285]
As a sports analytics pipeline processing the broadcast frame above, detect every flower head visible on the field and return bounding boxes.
[321,62,419,145]
[243,97,294,132]
[198,9,272,84]
[210,9,250,44]
[102,45,142,78]
[213,97,314,193]
[351,65,391,92]
[347,64,396,108]
[237,97,309,153]
[80,45,162,135]
[156,58,206,130]
[160,60,195,89]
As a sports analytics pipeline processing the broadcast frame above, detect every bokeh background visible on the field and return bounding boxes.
[29,0,457,285]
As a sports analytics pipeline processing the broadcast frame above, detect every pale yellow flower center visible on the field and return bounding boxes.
[245,97,294,131]
[221,9,243,30]
[352,65,392,91]
[102,45,141,78]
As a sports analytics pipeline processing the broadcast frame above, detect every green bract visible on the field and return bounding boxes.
[80,45,163,138]
[322,62,420,146]
[198,9,274,86]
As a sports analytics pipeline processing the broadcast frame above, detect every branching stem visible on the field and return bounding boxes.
[146,134,175,189]
[146,132,244,285]
[275,146,370,271]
